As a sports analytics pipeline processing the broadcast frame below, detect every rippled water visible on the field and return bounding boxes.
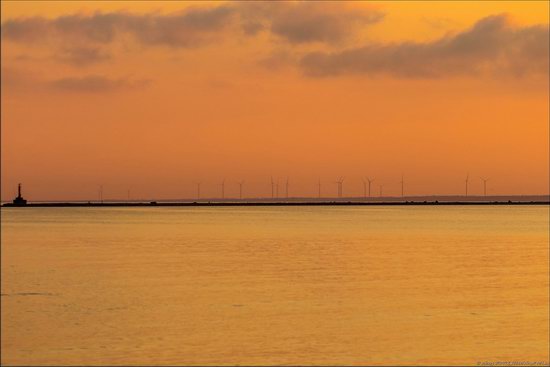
[1,206,549,365]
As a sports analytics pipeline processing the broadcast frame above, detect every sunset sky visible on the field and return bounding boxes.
[1,1,548,201]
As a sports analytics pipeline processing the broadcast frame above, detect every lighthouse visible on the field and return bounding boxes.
[12,183,27,206]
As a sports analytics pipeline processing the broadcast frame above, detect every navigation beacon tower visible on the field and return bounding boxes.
[12,183,27,206]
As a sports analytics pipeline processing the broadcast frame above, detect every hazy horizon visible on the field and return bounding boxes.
[3,185,550,204]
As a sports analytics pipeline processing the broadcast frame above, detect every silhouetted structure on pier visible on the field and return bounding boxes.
[12,183,27,206]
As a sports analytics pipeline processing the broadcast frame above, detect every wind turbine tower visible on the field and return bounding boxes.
[480,177,489,197]
[465,173,469,196]
[318,178,322,199]
[400,174,404,198]
[367,177,375,198]
[221,179,225,199]
[362,178,367,198]
[196,182,201,200]
[238,181,244,200]
[379,184,383,197]
[270,176,274,199]
[335,177,344,198]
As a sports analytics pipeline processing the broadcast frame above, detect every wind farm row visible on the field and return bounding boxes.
[96,174,496,202]
[7,174,547,207]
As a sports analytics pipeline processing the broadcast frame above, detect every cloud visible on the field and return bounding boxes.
[232,2,384,44]
[2,3,383,48]
[1,16,49,43]
[130,7,236,47]
[57,47,111,66]
[2,6,236,48]
[241,20,263,36]
[265,2,384,44]
[300,14,549,78]
[2,67,151,94]
[47,75,150,92]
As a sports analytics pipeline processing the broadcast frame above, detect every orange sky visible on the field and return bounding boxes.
[1,1,549,200]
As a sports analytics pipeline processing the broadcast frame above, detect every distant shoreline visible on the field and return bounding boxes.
[2,200,549,207]
[3,195,549,207]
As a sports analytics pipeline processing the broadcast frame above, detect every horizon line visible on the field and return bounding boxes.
[3,194,550,205]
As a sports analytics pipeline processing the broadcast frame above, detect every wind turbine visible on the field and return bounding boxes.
[270,176,274,199]
[465,173,469,197]
[335,177,344,198]
[220,179,225,200]
[362,178,367,198]
[480,177,489,197]
[98,185,104,203]
[399,174,404,198]
[238,180,244,200]
[379,184,383,197]
[276,178,279,199]
[318,178,322,198]
[366,177,375,198]
[196,182,201,200]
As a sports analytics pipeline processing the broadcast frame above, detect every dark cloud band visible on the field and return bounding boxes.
[47,75,150,92]
[1,3,383,47]
[2,7,236,48]
[300,15,549,78]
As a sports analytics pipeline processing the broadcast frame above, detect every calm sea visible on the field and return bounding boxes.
[1,206,549,365]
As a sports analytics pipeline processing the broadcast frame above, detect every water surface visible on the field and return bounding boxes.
[1,206,548,365]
